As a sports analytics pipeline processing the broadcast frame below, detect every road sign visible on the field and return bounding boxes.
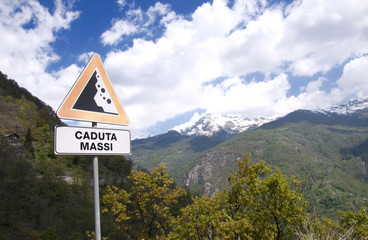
[57,53,129,125]
[54,125,131,155]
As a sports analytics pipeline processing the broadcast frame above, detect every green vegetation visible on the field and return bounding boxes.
[169,155,307,240]
[103,155,368,239]
[131,131,222,184]
[0,72,132,239]
[131,111,368,219]
[103,164,188,239]
[179,122,368,217]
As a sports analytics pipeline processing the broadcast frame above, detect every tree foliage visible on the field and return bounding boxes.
[338,206,368,238]
[167,154,307,240]
[168,193,253,240]
[226,155,307,239]
[102,163,187,239]
[102,154,368,240]
[298,206,368,240]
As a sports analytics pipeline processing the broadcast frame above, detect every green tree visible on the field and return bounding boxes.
[102,163,187,239]
[338,206,368,239]
[24,127,35,158]
[169,193,252,240]
[297,207,368,240]
[226,155,307,240]
[170,154,307,240]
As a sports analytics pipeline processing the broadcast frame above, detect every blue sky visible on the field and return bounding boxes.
[0,0,368,137]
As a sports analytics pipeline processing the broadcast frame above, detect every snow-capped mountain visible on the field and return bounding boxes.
[172,113,277,137]
[323,98,368,115]
[172,99,368,138]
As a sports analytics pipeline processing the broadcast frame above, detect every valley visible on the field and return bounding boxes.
[131,99,368,217]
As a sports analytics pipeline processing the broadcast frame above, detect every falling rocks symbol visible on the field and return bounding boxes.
[73,70,118,115]
[56,53,129,125]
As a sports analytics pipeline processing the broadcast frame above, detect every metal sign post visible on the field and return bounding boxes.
[55,53,131,240]
[92,122,101,240]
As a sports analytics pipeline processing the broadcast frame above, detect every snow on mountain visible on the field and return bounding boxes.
[322,98,368,115]
[173,98,368,138]
[172,112,277,137]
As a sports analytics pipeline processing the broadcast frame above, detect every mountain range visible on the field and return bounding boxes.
[173,113,277,138]
[130,113,273,176]
[131,113,278,171]
[131,98,368,216]
[131,98,368,176]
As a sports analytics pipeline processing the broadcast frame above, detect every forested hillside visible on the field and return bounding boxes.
[0,72,133,239]
[131,130,224,183]
[181,109,368,217]
[130,102,368,218]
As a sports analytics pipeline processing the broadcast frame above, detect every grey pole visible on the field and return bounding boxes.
[92,122,101,240]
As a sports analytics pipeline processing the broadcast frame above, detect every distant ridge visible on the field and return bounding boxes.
[262,98,368,130]
[323,98,368,115]
[173,112,277,138]
[0,71,62,136]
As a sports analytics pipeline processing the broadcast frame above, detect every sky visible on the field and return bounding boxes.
[0,0,368,138]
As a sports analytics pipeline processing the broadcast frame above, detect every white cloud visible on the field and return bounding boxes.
[336,56,368,99]
[172,112,203,132]
[101,1,175,46]
[101,19,138,46]
[0,0,79,108]
[116,0,127,8]
[282,78,332,111]
[40,64,82,110]
[282,0,368,75]
[146,2,172,26]
[101,0,368,135]
[78,52,95,64]
[202,74,291,117]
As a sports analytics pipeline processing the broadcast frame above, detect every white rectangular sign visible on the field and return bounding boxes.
[54,125,131,155]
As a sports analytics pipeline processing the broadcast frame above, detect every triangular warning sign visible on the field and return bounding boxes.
[57,54,129,125]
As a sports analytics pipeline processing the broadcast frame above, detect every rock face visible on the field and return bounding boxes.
[184,151,242,196]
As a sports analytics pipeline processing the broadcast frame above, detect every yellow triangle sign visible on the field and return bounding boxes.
[57,54,129,125]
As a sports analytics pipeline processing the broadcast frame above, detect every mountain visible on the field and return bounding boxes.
[131,113,276,180]
[261,99,368,130]
[131,97,368,216]
[173,112,277,140]
[131,130,222,180]
[180,99,368,216]
[325,98,368,115]
[0,71,61,136]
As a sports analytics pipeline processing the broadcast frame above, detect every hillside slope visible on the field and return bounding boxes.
[131,113,276,180]
[181,107,368,216]
[0,71,132,239]
[131,130,223,183]
[0,71,61,137]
